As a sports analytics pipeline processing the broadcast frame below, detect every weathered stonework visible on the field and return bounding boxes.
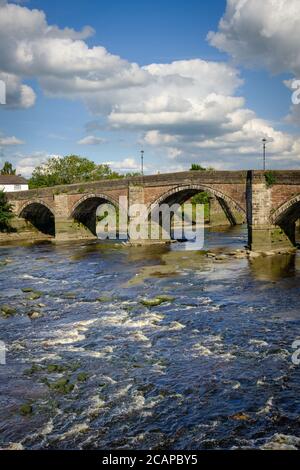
[247,171,298,251]
[2,170,300,251]
[209,196,245,227]
[0,216,50,242]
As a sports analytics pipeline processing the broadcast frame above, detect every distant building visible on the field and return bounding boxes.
[0,175,29,192]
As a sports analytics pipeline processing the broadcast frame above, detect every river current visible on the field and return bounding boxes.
[0,226,300,450]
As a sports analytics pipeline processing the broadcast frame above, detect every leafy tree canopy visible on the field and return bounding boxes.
[0,190,14,232]
[124,172,142,177]
[191,192,210,205]
[190,163,214,171]
[190,163,206,171]
[1,161,16,175]
[29,155,122,189]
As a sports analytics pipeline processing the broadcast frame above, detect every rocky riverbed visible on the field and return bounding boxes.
[0,226,300,450]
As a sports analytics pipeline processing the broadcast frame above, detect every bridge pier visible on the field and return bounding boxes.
[127,184,175,245]
[0,215,50,242]
[11,216,42,237]
[55,217,97,241]
[127,184,161,245]
[54,194,97,242]
[247,172,294,252]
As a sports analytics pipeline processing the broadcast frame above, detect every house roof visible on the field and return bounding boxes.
[0,175,28,184]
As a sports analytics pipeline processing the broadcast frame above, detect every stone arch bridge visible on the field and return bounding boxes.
[5,170,300,251]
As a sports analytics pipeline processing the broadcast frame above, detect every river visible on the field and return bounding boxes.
[0,226,300,450]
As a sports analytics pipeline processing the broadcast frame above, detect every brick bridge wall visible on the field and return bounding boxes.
[4,170,300,251]
[8,171,247,213]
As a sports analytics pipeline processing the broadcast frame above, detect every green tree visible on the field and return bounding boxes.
[190,163,206,171]
[1,161,16,175]
[191,192,210,221]
[124,172,142,177]
[191,192,210,205]
[0,190,14,232]
[189,164,213,220]
[29,155,122,189]
[190,163,214,171]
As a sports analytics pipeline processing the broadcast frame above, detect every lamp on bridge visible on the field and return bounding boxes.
[262,138,267,171]
[141,150,144,176]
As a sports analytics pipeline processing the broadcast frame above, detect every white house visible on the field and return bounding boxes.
[0,175,29,192]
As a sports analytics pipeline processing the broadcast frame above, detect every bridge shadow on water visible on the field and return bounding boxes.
[249,253,297,281]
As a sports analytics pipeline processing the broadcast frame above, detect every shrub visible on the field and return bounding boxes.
[0,190,14,232]
[265,171,277,188]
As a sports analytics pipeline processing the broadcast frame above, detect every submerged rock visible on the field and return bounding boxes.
[28,311,43,320]
[96,296,111,303]
[234,252,248,259]
[168,321,185,331]
[24,364,43,376]
[77,372,89,382]
[215,255,228,261]
[249,252,262,259]
[2,443,24,450]
[141,296,174,307]
[157,295,175,302]
[26,291,43,301]
[19,404,33,416]
[47,377,74,394]
[63,292,77,299]
[46,364,66,373]
[231,412,252,422]
[261,434,300,450]
[1,305,16,317]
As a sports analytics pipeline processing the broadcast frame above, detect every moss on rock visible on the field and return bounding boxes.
[47,364,66,373]
[140,296,174,307]
[96,296,111,303]
[26,291,43,301]
[77,372,89,382]
[1,305,16,317]
[19,404,33,416]
[48,377,74,394]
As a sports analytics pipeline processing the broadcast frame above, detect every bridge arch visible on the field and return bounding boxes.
[149,184,245,220]
[270,194,300,245]
[71,193,119,237]
[19,200,55,236]
[271,194,300,225]
[149,184,244,212]
[146,184,246,241]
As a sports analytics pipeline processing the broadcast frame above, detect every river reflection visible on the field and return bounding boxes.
[249,253,297,281]
[0,226,300,450]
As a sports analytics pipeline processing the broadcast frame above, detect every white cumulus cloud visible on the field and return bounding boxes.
[105,158,141,173]
[77,135,106,145]
[208,0,300,76]
[13,152,61,177]
[1,0,300,168]
[0,133,24,145]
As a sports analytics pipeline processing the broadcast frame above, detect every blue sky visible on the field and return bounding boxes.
[0,0,299,176]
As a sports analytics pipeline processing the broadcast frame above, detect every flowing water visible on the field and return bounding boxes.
[0,226,300,450]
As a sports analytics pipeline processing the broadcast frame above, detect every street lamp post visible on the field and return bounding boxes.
[262,138,267,171]
[141,150,144,176]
